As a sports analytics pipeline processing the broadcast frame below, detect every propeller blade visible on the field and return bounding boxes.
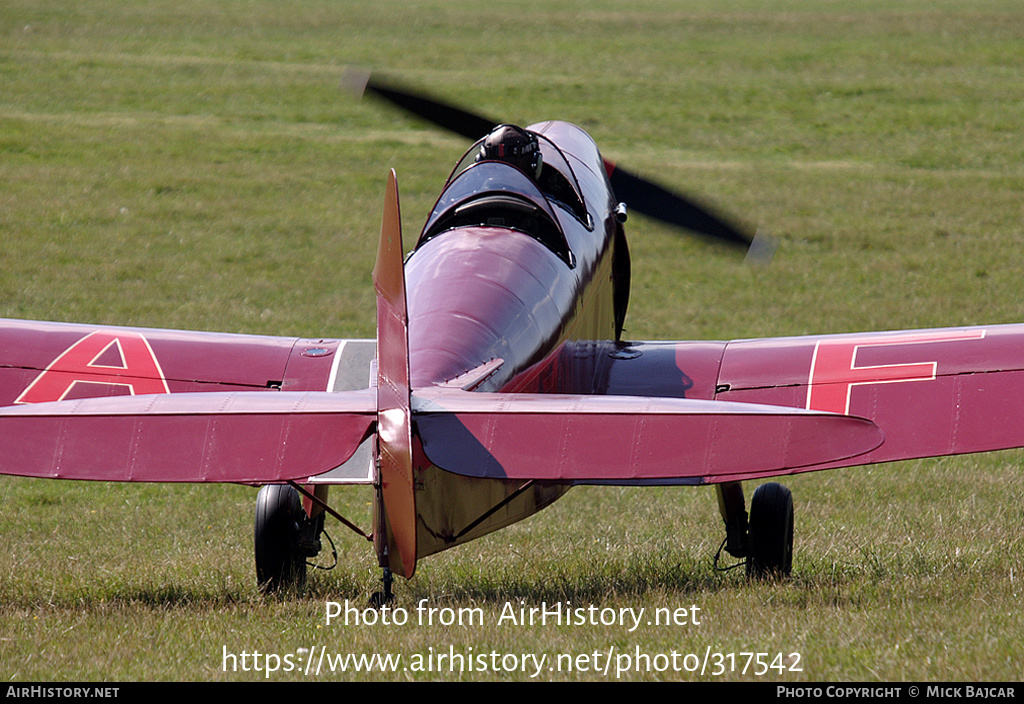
[604,161,759,253]
[343,68,498,141]
[343,69,773,260]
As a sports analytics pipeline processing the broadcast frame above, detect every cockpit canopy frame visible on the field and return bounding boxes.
[415,132,592,268]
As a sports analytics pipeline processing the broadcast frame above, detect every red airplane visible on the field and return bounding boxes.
[2,74,1022,603]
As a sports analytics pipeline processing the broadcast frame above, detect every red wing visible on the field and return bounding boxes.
[712,325,1024,479]
[0,319,378,484]
[530,325,1024,483]
[0,318,362,406]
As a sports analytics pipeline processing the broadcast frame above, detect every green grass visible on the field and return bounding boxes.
[2,0,1024,681]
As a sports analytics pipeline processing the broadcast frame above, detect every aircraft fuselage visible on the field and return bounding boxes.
[398,121,626,567]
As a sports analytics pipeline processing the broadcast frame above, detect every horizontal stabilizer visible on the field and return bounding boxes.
[0,390,375,483]
[414,391,884,484]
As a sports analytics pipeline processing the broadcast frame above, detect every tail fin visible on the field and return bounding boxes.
[373,170,418,578]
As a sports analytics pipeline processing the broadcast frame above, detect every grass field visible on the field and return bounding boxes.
[2,0,1023,681]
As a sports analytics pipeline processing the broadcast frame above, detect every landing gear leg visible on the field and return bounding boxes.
[716,482,749,560]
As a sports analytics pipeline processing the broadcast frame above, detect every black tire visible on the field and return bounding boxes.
[746,482,794,579]
[254,484,307,592]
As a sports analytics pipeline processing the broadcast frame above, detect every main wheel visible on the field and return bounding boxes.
[746,482,794,579]
[254,484,308,592]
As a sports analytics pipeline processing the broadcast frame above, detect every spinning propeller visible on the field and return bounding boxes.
[342,69,774,262]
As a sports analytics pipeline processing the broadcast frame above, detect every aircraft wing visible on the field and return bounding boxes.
[705,324,1024,480]
[413,324,1024,485]
[5,317,1022,487]
[0,319,378,484]
[476,325,1022,484]
[0,318,370,403]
